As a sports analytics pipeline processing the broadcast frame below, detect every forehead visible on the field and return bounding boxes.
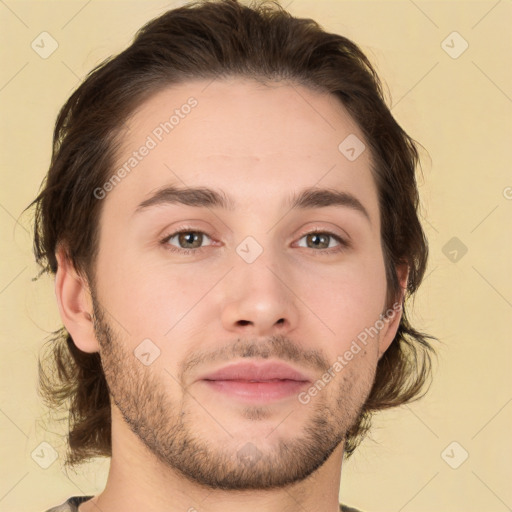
[104,78,379,224]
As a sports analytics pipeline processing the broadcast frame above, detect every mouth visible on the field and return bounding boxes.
[201,379,310,401]
[197,361,311,402]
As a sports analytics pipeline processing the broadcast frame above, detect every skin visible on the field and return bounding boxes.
[55,78,407,512]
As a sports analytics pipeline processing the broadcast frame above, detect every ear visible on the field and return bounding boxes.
[54,246,100,353]
[377,262,409,359]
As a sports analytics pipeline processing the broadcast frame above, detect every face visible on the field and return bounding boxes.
[89,78,398,490]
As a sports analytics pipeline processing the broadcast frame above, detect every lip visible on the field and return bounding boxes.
[196,361,312,403]
[197,361,311,383]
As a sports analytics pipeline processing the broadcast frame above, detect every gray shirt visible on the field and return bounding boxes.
[44,496,363,512]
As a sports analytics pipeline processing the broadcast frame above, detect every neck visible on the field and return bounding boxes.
[81,408,345,512]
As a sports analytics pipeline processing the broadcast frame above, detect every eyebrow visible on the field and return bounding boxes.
[135,185,371,224]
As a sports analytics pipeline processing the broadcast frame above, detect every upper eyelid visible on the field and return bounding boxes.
[297,227,347,240]
[163,229,214,244]
[293,230,349,249]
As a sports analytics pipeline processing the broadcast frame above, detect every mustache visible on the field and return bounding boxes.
[179,335,329,378]
[90,297,330,382]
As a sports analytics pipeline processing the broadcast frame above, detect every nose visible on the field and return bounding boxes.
[220,254,299,337]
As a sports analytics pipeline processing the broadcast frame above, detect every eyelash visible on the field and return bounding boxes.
[160,227,350,256]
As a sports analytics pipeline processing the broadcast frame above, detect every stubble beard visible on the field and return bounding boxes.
[92,296,375,491]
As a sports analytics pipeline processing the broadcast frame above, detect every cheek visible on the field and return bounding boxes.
[311,266,384,309]
[97,249,224,343]
[296,251,387,353]
[94,243,167,342]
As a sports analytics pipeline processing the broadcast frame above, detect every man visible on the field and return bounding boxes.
[32,0,435,511]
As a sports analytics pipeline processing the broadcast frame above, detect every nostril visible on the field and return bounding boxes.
[237,320,251,326]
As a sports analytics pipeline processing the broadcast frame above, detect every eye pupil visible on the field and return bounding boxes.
[308,233,329,249]
[179,231,202,248]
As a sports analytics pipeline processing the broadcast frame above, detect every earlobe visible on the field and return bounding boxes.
[377,262,409,358]
[54,247,99,353]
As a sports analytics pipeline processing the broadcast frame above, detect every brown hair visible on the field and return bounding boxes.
[30,0,435,465]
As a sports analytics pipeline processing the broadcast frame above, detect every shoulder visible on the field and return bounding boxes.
[340,504,364,512]
[43,496,93,512]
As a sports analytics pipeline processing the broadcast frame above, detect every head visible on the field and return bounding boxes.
[32,0,434,488]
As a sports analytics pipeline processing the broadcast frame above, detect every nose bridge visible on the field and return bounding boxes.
[233,239,288,303]
[237,250,283,296]
[220,238,298,335]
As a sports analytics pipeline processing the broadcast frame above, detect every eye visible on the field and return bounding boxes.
[162,230,213,253]
[295,231,348,252]
[160,228,348,255]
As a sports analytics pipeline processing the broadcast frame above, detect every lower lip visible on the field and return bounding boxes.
[201,379,309,402]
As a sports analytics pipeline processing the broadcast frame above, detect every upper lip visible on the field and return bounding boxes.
[197,361,311,382]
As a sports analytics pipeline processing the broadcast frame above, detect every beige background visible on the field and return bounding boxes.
[1,1,511,511]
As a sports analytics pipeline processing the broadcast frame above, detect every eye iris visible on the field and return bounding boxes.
[307,233,329,249]
[178,232,202,248]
